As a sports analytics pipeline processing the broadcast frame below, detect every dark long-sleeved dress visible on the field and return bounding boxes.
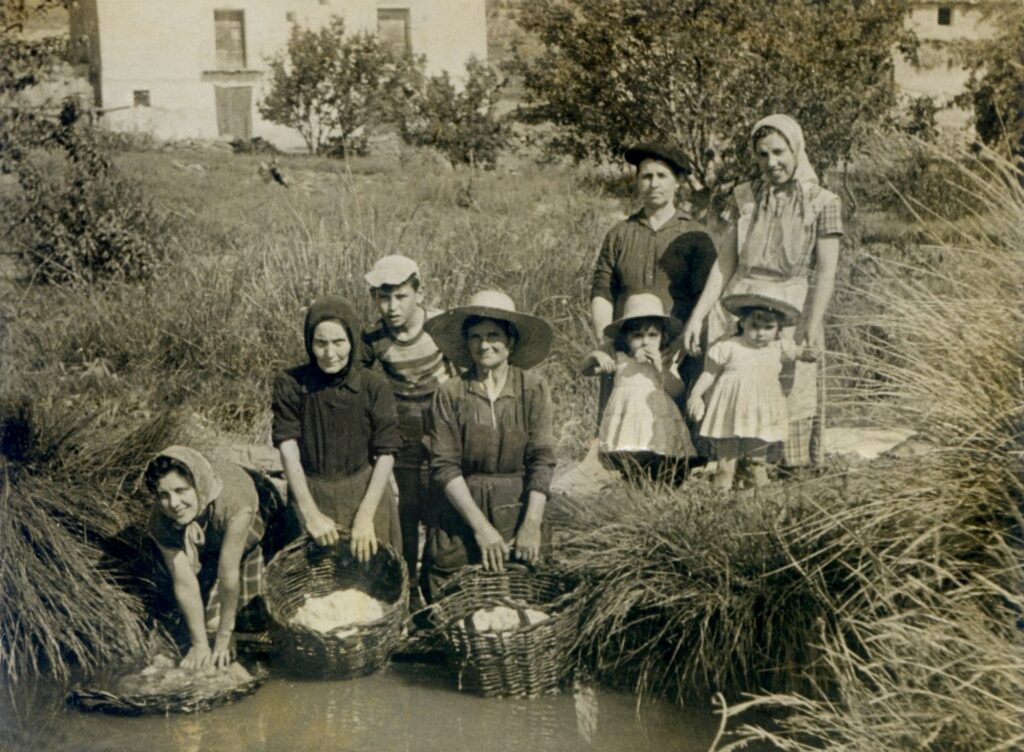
[272,363,403,549]
[423,366,556,599]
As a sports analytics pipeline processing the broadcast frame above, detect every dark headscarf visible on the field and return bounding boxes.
[303,295,362,385]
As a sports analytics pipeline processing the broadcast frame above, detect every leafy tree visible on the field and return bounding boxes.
[259,17,422,155]
[956,5,1024,159]
[513,0,914,197]
[1,0,68,170]
[397,57,510,167]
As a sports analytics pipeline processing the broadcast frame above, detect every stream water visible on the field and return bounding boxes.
[0,660,737,752]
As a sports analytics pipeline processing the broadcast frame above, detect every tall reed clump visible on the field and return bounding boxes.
[0,391,180,684]
[711,149,1024,751]
[559,148,1024,750]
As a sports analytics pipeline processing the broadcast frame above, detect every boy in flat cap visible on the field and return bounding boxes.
[361,255,454,604]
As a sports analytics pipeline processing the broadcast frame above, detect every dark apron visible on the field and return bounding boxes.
[423,407,551,600]
[302,464,402,552]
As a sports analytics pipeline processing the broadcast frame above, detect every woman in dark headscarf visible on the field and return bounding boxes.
[146,445,265,669]
[272,295,402,558]
[683,114,843,467]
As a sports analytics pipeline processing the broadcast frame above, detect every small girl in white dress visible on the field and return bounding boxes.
[582,293,694,482]
[687,293,815,491]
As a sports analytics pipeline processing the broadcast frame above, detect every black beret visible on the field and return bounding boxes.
[624,142,691,176]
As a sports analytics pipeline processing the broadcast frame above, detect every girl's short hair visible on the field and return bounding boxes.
[144,455,195,496]
[737,307,784,335]
[615,316,667,353]
[461,315,518,342]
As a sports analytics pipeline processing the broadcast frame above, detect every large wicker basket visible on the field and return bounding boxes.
[263,535,408,679]
[431,564,580,698]
[67,663,268,716]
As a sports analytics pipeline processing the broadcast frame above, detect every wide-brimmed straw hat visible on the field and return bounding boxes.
[624,142,691,176]
[603,293,683,342]
[425,289,553,370]
[722,293,801,327]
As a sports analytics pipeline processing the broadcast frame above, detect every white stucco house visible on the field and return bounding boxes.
[893,1,1004,128]
[67,0,488,148]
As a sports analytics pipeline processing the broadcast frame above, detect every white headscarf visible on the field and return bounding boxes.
[740,113,822,277]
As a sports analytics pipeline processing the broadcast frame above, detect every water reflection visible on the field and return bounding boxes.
[1,663,724,752]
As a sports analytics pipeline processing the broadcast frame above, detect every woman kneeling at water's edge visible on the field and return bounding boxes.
[272,295,402,558]
[683,114,843,467]
[421,290,556,601]
[146,445,266,669]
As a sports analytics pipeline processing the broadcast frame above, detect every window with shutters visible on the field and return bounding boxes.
[214,10,246,70]
[377,9,411,56]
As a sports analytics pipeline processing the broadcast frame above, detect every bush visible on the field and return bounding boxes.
[957,5,1024,159]
[397,57,511,167]
[9,104,166,285]
[259,17,423,156]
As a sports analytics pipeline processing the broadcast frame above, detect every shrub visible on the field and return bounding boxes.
[956,4,1024,159]
[259,17,423,156]
[9,103,166,285]
[397,57,511,167]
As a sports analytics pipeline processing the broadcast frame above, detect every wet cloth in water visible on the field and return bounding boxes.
[424,367,556,599]
[149,455,265,631]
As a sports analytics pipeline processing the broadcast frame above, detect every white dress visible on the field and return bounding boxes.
[599,358,692,457]
[700,337,798,443]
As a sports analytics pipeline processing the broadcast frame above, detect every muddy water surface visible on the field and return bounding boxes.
[1,662,727,752]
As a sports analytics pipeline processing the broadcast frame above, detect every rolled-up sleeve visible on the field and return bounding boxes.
[817,196,843,237]
[428,385,464,488]
[523,376,556,495]
[271,371,302,447]
[367,375,402,458]
[589,229,618,303]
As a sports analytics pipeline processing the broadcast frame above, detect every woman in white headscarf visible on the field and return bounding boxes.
[682,114,843,467]
[145,446,266,669]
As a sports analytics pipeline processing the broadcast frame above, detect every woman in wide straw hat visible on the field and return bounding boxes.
[589,143,717,435]
[683,114,843,468]
[422,290,556,600]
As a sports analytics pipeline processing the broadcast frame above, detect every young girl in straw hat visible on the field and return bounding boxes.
[687,292,816,491]
[582,292,694,481]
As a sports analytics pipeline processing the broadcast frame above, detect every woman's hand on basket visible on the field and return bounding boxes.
[474,522,509,572]
[512,520,542,564]
[302,507,340,547]
[350,510,378,563]
[211,632,236,670]
[181,642,212,670]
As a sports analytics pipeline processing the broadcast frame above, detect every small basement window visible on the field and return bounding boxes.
[133,90,151,107]
[937,7,952,25]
